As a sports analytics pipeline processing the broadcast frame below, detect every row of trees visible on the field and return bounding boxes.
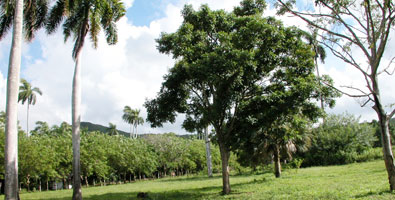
[0,118,242,192]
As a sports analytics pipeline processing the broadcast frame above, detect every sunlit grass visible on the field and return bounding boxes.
[2,159,393,199]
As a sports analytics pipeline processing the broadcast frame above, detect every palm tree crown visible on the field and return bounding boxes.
[46,0,126,58]
[18,79,42,106]
[122,106,144,138]
[107,122,119,136]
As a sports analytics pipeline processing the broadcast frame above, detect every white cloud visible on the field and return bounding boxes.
[1,0,395,136]
[122,0,135,9]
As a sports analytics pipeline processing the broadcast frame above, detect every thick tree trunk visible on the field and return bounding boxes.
[274,144,281,178]
[219,142,231,194]
[204,126,213,177]
[72,49,83,200]
[4,0,23,199]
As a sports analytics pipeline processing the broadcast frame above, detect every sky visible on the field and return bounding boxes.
[0,0,394,135]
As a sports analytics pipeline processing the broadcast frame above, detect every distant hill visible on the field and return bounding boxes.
[80,121,196,139]
[81,121,130,137]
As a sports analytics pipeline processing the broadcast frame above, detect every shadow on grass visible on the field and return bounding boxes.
[354,189,392,199]
[157,175,222,183]
[27,177,265,200]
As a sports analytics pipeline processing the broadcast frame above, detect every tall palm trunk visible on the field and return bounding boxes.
[204,126,213,177]
[4,0,24,198]
[26,104,30,136]
[72,49,83,200]
[219,142,230,194]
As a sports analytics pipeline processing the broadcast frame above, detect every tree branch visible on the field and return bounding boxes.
[340,85,372,97]
[389,108,395,119]
[322,81,371,99]
[378,57,395,75]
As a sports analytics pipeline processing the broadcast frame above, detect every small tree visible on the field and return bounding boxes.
[107,123,119,136]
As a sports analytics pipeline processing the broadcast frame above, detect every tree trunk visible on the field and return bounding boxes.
[26,175,30,191]
[204,126,213,177]
[219,142,231,194]
[85,176,88,187]
[372,75,395,191]
[26,104,30,136]
[274,144,281,178]
[46,180,48,191]
[4,0,23,199]
[72,49,83,200]
[378,112,395,191]
[38,179,41,192]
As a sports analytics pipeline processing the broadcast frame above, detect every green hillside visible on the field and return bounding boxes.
[81,121,130,137]
[80,122,195,138]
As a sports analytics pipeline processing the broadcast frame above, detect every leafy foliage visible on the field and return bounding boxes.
[302,113,378,166]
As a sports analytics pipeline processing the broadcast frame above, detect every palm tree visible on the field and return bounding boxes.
[122,106,144,138]
[122,106,135,138]
[107,123,119,136]
[1,0,49,198]
[133,110,144,138]
[45,0,125,198]
[18,78,42,136]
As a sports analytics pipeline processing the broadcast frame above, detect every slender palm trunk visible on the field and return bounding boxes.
[130,124,133,138]
[204,126,213,177]
[135,124,138,139]
[4,0,23,198]
[26,104,30,136]
[219,142,231,194]
[72,49,83,200]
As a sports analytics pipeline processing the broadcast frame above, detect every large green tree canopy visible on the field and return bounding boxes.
[145,0,337,194]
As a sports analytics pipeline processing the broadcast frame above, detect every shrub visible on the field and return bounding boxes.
[302,113,378,166]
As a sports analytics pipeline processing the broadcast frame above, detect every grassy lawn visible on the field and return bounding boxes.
[3,160,394,200]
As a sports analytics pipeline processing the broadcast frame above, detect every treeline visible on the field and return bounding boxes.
[0,121,242,192]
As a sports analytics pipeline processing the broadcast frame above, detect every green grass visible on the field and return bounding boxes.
[3,160,394,199]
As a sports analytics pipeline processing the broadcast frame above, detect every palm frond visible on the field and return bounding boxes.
[0,0,14,40]
[46,0,66,34]
[89,8,100,49]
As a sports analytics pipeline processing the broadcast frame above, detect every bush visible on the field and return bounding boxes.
[302,113,378,167]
